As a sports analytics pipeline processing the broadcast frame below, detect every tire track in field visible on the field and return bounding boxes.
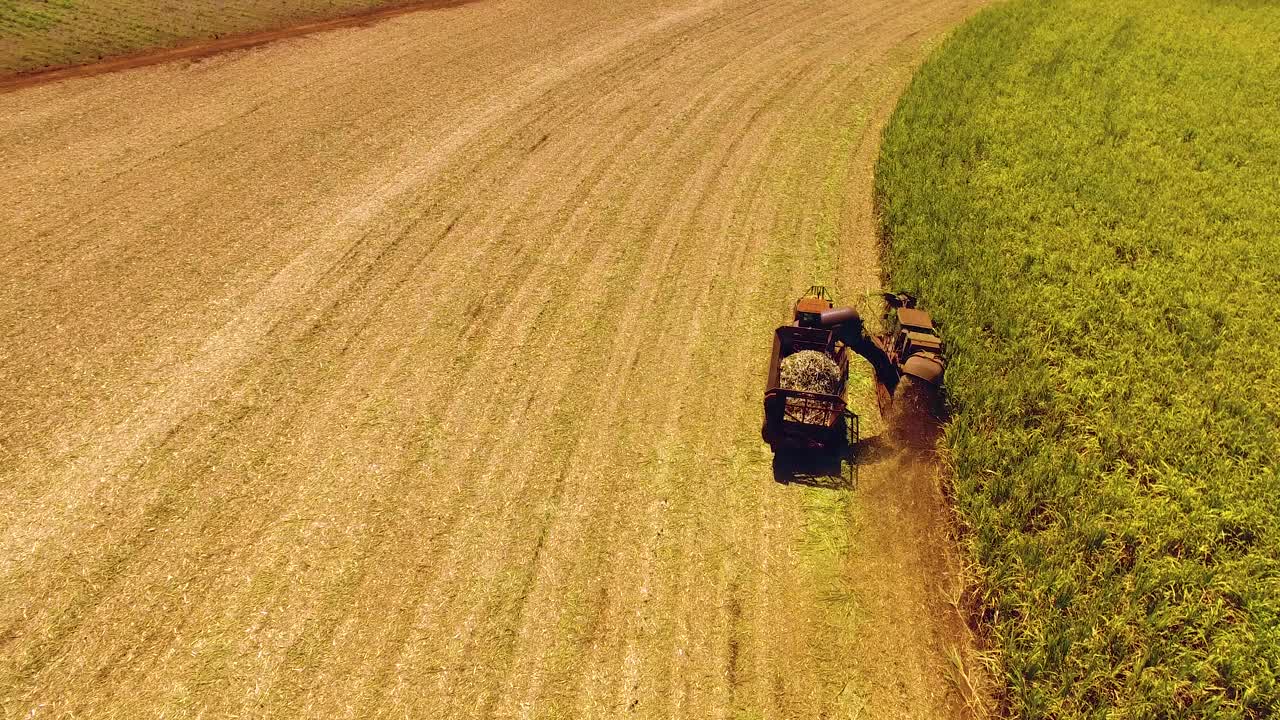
[0,4,721,707]
[0,0,717,581]
[370,17,789,712]
[5,4,747,712]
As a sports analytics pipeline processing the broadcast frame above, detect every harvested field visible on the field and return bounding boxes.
[1,0,987,717]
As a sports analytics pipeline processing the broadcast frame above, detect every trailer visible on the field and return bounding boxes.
[761,289,858,453]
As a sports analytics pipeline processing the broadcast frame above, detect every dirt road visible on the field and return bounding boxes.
[0,0,985,716]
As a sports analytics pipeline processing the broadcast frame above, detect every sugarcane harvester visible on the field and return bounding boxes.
[761,286,944,454]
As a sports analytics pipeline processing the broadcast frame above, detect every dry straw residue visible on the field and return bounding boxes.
[779,350,841,395]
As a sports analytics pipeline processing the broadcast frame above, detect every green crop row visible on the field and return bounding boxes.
[876,0,1280,717]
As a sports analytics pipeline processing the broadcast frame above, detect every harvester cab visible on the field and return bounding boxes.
[882,294,946,387]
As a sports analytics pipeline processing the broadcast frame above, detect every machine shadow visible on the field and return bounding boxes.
[854,433,896,464]
[772,448,853,489]
[770,432,899,490]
